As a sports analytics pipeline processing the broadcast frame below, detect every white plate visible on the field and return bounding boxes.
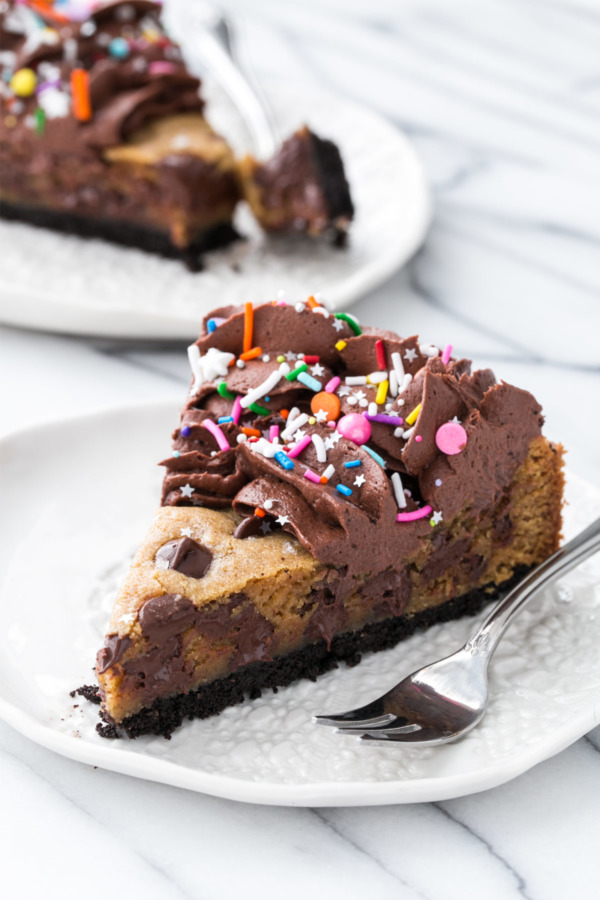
[0,78,431,341]
[1,402,599,806]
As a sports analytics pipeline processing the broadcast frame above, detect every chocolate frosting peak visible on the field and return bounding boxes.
[161,299,545,578]
[0,0,203,155]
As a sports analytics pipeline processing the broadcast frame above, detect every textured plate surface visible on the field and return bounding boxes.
[0,78,431,340]
[0,402,599,806]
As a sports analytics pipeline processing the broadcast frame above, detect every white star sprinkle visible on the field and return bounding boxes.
[276,515,290,526]
[403,347,418,362]
[338,386,351,397]
[353,390,367,401]
[180,484,194,498]
[181,527,193,538]
[451,416,462,424]
[311,363,325,377]
[314,409,329,423]
[294,428,307,441]
[332,318,344,331]
[354,474,366,487]
[285,351,297,361]
[431,511,443,525]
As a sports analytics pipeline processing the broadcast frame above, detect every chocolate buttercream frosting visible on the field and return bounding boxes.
[161,299,544,579]
[0,1,203,156]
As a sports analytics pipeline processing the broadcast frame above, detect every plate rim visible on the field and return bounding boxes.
[0,81,432,341]
[0,401,598,807]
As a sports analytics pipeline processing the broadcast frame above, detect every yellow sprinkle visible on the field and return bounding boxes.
[10,67,37,98]
[308,416,316,425]
[375,380,389,406]
[335,340,347,351]
[405,402,422,426]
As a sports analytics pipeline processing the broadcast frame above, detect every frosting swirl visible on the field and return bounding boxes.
[161,300,544,577]
[0,1,203,155]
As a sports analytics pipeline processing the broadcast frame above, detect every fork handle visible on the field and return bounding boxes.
[464,516,600,658]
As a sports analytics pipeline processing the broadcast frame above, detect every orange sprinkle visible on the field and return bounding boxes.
[71,69,92,122]
[242,427,261,437]
[306,295,318,309]
[29,1,70,23]
[280,409,289,420]
[320,476,328,484]
[243,302,254,352]
[311,391,341,421]
[240,346,262,361]
[254,508,266,518]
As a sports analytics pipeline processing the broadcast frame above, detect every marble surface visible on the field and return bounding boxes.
[1,0,600,897]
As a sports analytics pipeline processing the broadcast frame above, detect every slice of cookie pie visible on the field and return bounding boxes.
[94,299,564,738]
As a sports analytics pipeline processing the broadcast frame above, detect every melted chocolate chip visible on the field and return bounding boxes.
[233,516,263,539]
[155,537,212,578]
[97,634,132,673]
[138,594,197,643]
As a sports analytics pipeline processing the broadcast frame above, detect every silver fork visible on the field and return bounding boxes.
[314,517,600,745]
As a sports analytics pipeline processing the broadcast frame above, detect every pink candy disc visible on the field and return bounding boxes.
[337,413,371,445]
[435,421,468,455]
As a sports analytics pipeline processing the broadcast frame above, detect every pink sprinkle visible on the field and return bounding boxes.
[202,419,230,452]
[275,300,288,306]
[149,61,179,75]
[232,396,242,425]
[327,421,336,428]
[415,435,423,442]
[396,505,432,523]
[441,344,453,365]
[435,421,468,455]
[304,469,322,484]
[269,425,279,442]
[325,376,341,393]
[337,413,371,446]
[287,434,312,459]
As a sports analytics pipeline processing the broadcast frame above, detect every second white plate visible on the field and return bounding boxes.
[0,81,431,341]
[0,402,599,806]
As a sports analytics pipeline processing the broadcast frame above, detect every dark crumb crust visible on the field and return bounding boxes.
[94,566,530,740]
[0,200,240,273]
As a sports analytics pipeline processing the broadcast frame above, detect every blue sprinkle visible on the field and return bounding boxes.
[344,460,362,468]
[207,318,217,333]
[264,396,270,402]
[297,371,322,392]
[336,484,353,497]
[363,445,386,468]
[275,451,294,470]
[109,37,130,59]
[218,416,234,424]
[180,425,191,437]
[173,450,180,458]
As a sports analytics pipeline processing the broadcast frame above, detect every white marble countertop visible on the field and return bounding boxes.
[1,0,600,897]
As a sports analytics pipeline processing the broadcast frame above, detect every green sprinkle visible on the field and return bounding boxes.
[334,312,362,336]
[248,402,270,416]
[217,382,236,400]
[34,107,45,136]
[285,362,308,381]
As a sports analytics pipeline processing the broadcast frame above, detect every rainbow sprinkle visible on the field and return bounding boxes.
[202,419,230,452]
